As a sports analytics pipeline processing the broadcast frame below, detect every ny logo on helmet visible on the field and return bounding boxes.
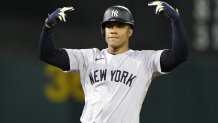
[111,10,118,17]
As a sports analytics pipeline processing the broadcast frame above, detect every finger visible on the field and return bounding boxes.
[59,12,66,22]
[176,8,179,13]
[148,1,162,6]
[155,5,164,14]
[58,16,63,22]
[59,11,65,17]
[59,7,74,22]
[62,14,66,22]
[60,7,74,12]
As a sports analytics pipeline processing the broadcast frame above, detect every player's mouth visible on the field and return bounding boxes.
[109,36,119,39]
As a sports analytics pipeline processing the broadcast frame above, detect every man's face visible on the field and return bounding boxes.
[104,22,133,49]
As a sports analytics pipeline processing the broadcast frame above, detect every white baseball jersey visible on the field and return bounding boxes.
[65,48,166,123]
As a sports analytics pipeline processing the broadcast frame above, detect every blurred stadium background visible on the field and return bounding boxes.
[1,0,218,123]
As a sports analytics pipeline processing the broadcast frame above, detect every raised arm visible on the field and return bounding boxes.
[39,7,74,71]
[148,1,189,72]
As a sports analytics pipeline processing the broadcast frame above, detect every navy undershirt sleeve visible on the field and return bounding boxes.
[39,26,70,71]
[160,18,189,72]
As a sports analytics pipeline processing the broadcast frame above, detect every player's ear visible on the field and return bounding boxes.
[128,28,133,37]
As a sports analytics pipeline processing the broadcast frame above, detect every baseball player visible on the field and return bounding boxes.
[39,1,188,123]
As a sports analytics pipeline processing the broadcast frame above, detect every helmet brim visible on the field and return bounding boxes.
[100,18,134,29]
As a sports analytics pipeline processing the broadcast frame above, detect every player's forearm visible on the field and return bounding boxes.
[160,18,189,72]
[171,18,189,62]
[39,26,56,61]
[39,26,70,71]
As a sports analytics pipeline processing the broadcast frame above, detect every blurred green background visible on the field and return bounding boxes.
[1,0,218,123]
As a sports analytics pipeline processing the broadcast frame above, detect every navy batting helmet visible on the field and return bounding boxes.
[101,5,134,30]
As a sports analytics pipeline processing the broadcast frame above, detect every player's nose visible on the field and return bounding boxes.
[110,26,118,33]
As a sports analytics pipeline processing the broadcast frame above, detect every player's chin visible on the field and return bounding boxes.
[107,41,120,48]
[107,38,117,42]
[108,38,121,43]
[106,37,121,44]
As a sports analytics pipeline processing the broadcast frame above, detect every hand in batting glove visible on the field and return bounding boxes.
[45,7,74,28]
[148,1,180,20]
